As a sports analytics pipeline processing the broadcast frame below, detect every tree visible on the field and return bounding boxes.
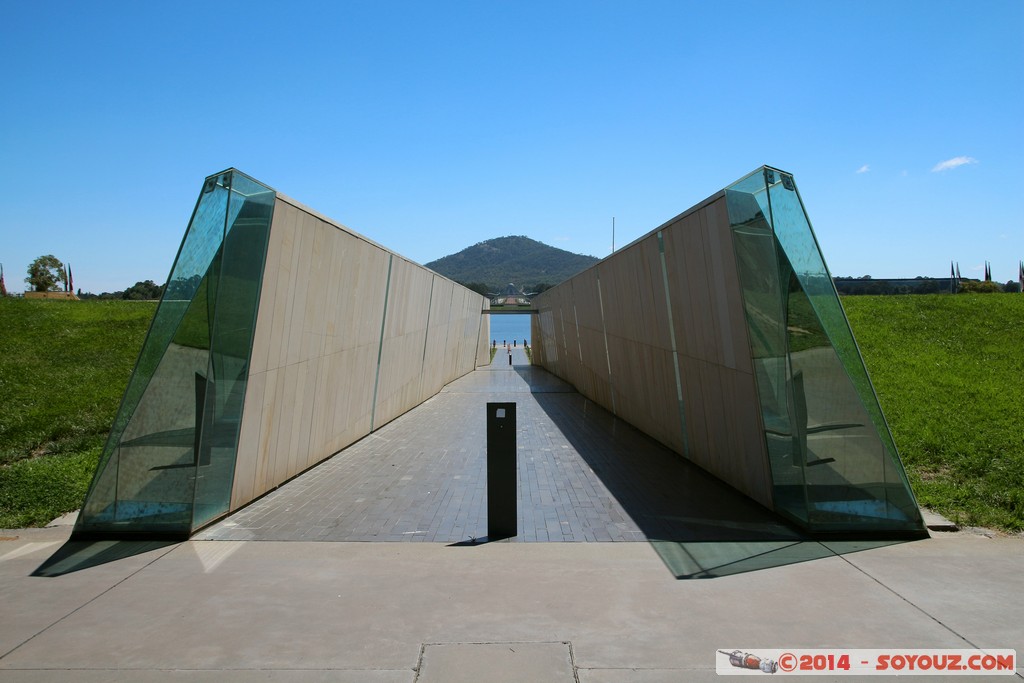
[457,281,491,297]
[123,280,163,300]
[959,280,1002,294]
[25,255,65,292]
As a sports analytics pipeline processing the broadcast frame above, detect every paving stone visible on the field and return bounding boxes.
[197,350,795,543]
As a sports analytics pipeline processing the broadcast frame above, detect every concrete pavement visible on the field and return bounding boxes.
[1,351,1021,681]
[1,525,1021,681]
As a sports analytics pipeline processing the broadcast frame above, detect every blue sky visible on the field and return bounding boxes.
[2,1,1021,293]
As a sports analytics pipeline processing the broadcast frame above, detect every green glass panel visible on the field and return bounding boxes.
[727,188,808,523]
[727,167,923,534]
[191,174,274,528]
[76,170,274,537]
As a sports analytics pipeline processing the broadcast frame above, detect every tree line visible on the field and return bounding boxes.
[16,254,165,300]
[456,281,555,297]
[834,275,1021,295]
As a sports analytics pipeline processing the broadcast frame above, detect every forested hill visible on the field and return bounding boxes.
[424,236,599,292]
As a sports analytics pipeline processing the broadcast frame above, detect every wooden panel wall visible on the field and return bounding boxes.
[531,194,774,509]
[231,196,488,511]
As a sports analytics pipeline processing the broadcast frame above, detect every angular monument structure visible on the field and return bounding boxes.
[77,165,924,540]
[75,169,490,538]
[531,166,924,535]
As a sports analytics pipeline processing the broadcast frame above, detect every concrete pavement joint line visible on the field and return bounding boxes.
[412,641,580,683]
[576,667,710,673]
[836,551,992,653]
[684,540,810,578]
[0,667,415,672]
[0,542,181,662]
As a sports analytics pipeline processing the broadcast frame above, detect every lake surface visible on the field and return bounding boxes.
[487,313,531,346]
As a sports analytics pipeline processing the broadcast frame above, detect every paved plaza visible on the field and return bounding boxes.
[197,347,794,545]
[2,352,1022,681]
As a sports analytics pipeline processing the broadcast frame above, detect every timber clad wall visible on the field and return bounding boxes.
[531,194,774,509]
[231,195,489,510]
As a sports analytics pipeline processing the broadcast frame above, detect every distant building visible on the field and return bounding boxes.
[832,277,955,295]
[490,283,531,306]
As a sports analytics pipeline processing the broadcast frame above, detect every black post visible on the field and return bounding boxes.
[486,402,517,539]
[194,372,214,466]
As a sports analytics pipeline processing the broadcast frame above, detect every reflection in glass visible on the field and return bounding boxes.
[76,170,274,537]
[727,167,922,534]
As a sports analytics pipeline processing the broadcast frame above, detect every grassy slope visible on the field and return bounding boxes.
[844,294,1023,530]
[0,298,155,527]
[0,295,1021,530]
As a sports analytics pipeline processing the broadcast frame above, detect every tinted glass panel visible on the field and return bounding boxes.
[727,167,922,533]
[77,170,274,536]
[192,174,274,528]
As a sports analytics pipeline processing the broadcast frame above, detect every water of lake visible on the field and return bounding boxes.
[486,313,532,347]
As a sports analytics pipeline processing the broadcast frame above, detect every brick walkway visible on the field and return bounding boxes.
[197,347,794,543]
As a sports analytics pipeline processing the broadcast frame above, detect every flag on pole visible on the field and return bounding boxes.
[1019,260,1023,293]
[0,263,6,297]
[950,261,956,294]
[956,262,961,280]
[67,263,74,294]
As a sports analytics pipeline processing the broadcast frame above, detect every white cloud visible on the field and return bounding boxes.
[856,165,870,174]
[931,156,978,172]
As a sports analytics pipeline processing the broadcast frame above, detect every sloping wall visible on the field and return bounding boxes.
[231,195,488,510]
[531,194,774,509]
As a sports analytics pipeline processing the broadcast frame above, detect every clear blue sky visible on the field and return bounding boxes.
[2,1,1021,293]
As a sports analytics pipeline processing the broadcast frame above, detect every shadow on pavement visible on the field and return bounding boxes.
[32,539,178,577]
[447,534,515,547]
[521,368,913,579]
[651,538,906,579]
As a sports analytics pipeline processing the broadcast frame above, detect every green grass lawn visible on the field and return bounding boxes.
[844,294,1023,530]
[0,298,155,527]
[0,294,1021,531]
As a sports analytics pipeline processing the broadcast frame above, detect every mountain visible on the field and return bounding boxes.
[424,236,600,293]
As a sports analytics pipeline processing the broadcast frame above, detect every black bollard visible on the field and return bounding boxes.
[486,402,517,539]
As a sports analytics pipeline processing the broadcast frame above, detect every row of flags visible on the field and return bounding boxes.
[950,260,1024,291]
